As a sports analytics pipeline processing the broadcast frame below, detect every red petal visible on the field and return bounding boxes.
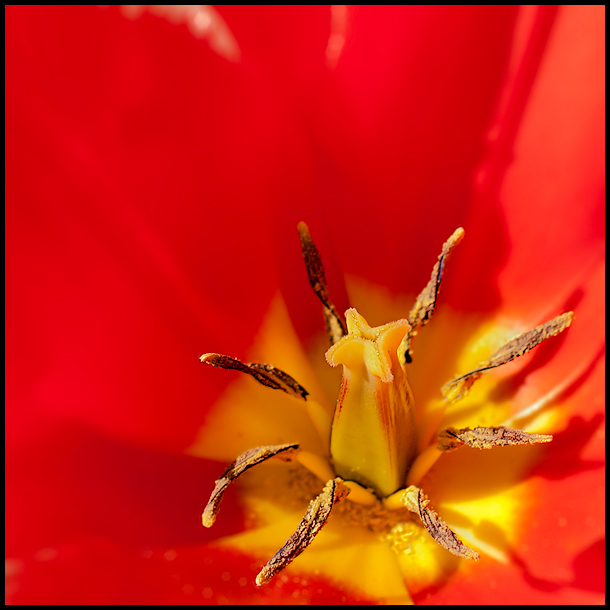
[6,6,282,448]
[418,265,605,603]
[7,539,375,605]
[293,6,524,295]
[415,553,604,605]
[447,6,604,317]
[6,6,604,604]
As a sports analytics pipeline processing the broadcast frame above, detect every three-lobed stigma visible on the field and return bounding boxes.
[200,222,573,587]
[326,308,417,497]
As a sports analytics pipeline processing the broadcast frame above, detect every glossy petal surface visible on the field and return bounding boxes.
[5,5,604,605]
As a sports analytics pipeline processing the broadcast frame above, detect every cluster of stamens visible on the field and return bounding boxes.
[200,222,573,587]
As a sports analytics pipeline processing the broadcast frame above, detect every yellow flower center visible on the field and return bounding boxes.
[195,223,573,602]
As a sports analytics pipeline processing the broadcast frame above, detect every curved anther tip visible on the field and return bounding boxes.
[202,509,215,528]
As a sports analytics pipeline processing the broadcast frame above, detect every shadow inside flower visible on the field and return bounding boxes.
[508,539,606,595]
[532,412,605,480]
[571,538,605,593]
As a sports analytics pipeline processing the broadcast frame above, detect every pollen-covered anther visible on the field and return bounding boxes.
[297,221,346,345]
[400,485,480,560]
[442,312,574,402]
[399,227,465,364]
[438,426,553,451]
[200,353,309,400]
[256,478,350,586]
[202,444,299,528]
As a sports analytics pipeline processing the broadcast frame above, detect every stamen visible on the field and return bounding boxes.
[401,486,479,560]
[200,353,309,400]
[297,221,346,345]
[256,478,350,586]
[441,312,574,402]
[404,445,443,487]
[202,444,299,527]
[399,228,465,364]
[438,426,553,451]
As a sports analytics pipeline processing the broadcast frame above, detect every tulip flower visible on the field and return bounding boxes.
[5,5,604,604]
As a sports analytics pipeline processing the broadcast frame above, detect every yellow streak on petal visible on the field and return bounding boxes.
[449,489,519,533]
[406,445,443,487]
[296,451,335,483]
[437,492,519,565]
[384,521,462,596]
[250,294,336,416]
[425,452,538,564]
[186,375,322,462]
[448,524,509,565]
[187,294,331,461]
[434,319,540,432]
[217,518,412,604]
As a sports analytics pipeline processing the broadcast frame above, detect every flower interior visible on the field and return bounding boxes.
[199,222,573,597]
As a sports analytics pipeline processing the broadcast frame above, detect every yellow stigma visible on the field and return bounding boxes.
[326,308,417,497]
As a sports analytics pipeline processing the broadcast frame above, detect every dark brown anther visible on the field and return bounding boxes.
[256,477,350,586]
[399,228,465,365]
[441,312,574,402]
[297,221,346,345]
[401,486,479,560]
[202,444,299,528]
[438,426,553,451]
[200,353,309,400]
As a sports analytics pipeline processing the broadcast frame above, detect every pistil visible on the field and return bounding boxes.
[326,309,417,497]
